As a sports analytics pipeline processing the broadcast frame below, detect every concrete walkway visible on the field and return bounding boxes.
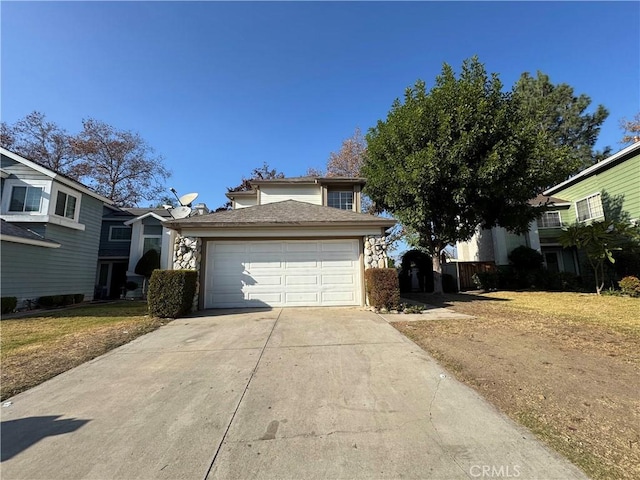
[1,308,586,479]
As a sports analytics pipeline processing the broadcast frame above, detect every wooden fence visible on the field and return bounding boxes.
[455,261,497,291]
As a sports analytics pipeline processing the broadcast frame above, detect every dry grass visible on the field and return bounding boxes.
[1,302,167,400]
[396,291,640,480]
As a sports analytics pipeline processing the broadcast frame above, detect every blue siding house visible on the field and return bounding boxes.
[0,147,111,308]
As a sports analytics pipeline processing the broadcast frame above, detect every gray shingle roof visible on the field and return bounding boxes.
[167,200,396,228]
[0,219,59,246]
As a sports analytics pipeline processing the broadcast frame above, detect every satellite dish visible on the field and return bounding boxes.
[168,206,191,219]
[179,192,199,207]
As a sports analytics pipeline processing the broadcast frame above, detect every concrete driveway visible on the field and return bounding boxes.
[1,308,586,479]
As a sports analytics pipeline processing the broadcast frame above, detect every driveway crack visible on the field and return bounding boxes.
[202,308,283,480]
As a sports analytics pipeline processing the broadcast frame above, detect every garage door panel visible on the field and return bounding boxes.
[206,240,361,308]
[214,244,247,254]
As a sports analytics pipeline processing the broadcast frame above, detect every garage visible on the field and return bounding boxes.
[204,239,362,308]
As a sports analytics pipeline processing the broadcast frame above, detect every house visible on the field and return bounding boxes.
[0,147,111,307]
[455,141,640,276]
[166,177,396,309]
[96,206,176,299]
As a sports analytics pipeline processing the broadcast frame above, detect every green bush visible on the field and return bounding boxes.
[509,246,544,271]
[74,294,85,304]
[364,268,400,310]
[37,294,84,308]
[148,270,198,318]
[618,276,640,297]
[1,297,17,314]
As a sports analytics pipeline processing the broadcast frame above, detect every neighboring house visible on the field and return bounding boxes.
[455,142,640,275]
[166,177,396,309]
[0,147,111,307]
[96,206,175,299]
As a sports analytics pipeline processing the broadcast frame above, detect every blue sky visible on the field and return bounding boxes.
[2,1,639,211]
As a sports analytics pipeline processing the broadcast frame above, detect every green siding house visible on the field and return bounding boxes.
[538,141,640,273]
[454,142,639,283]
[0,147,111,309]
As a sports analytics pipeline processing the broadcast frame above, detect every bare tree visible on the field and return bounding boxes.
[72,119,170,207]
[326,127,367,177]
[215,162,285,211]
[1,111,79,175]
[620,112,640,145]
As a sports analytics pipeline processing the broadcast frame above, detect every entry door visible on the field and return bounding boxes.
[205,240,362,308]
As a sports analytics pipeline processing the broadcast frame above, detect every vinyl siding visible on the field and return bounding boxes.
[99,219,132,257]
[548,153,640,224]
[1,192,104,304]
[260,185,322,205]
[1,155,51,181]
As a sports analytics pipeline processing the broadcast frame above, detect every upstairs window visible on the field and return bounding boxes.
[539,211,562,228]
[576,194,604,222]
[109,226,132,241]
[54,191,78,220]
[9,186,43,212]
[328,191,353,210]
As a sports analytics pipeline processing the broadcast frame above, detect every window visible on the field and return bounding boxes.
[539,211,562,228]
[143,237,162,255]
[54,191,78,220]
[9,186,43,212]
[576,194,604,222]
[109,226,132,241]
[327,191,353,210]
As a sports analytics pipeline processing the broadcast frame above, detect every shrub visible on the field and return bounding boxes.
[148,270,198,318]
[442,273,458,293]
[74,294,85,304]
[364,268,400,310]
[1,297,17,314]
[472,271,499,291]
[618,276,640,297]
[509,246,544,271]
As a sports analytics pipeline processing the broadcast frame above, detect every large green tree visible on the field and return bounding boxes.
[363,57,592,293]
[513,72,609,174]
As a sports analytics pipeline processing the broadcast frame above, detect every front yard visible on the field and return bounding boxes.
[1,302,166,400]
[396,291,639,480]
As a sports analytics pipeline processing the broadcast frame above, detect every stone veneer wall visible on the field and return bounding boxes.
[364,235,388,269]
[173,235,202,310]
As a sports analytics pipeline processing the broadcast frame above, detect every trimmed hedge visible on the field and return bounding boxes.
[2,297,17,315]
[148,269,198,318]
[38,294,85,308]
[364,268,400,310]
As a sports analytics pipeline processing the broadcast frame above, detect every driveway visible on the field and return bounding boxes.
[1,308,586,479]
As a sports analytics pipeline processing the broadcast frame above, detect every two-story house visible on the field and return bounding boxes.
[455,141,640,276]
[0,147,111,307]
[96,205,175,299]
[166,177,396,309]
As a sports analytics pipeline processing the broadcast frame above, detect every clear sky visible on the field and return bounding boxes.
[2,1,639,211]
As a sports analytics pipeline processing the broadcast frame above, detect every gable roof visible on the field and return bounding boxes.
[528,194,571,207]
[544,142,640,196]
[0,219,61,248]
[0,147,112,204]
[166,200,395,229]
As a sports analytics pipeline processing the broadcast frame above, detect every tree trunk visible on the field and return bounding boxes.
[432,253,443,294]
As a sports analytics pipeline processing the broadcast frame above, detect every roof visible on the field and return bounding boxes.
[0,219,61,248]
[528,194,571,207]
[122,207,173,218]
[544,142,640,196]
[166,200,396,229]
[0,147,113,204]
[249,176,367,186]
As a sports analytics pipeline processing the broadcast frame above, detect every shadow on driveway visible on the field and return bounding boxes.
[1,416,90,462]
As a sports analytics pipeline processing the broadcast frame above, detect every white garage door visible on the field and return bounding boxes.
[205,239,362,308]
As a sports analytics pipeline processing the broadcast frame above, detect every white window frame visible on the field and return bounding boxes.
[109,225,132,242]
[575,193,604,223]
[50,183,82,223]
[327,190,354,211]
[1,179,51,216]
[539,211,562,229]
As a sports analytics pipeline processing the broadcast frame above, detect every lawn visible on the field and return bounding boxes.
[1,301,166,400]
[396,291,639,480]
